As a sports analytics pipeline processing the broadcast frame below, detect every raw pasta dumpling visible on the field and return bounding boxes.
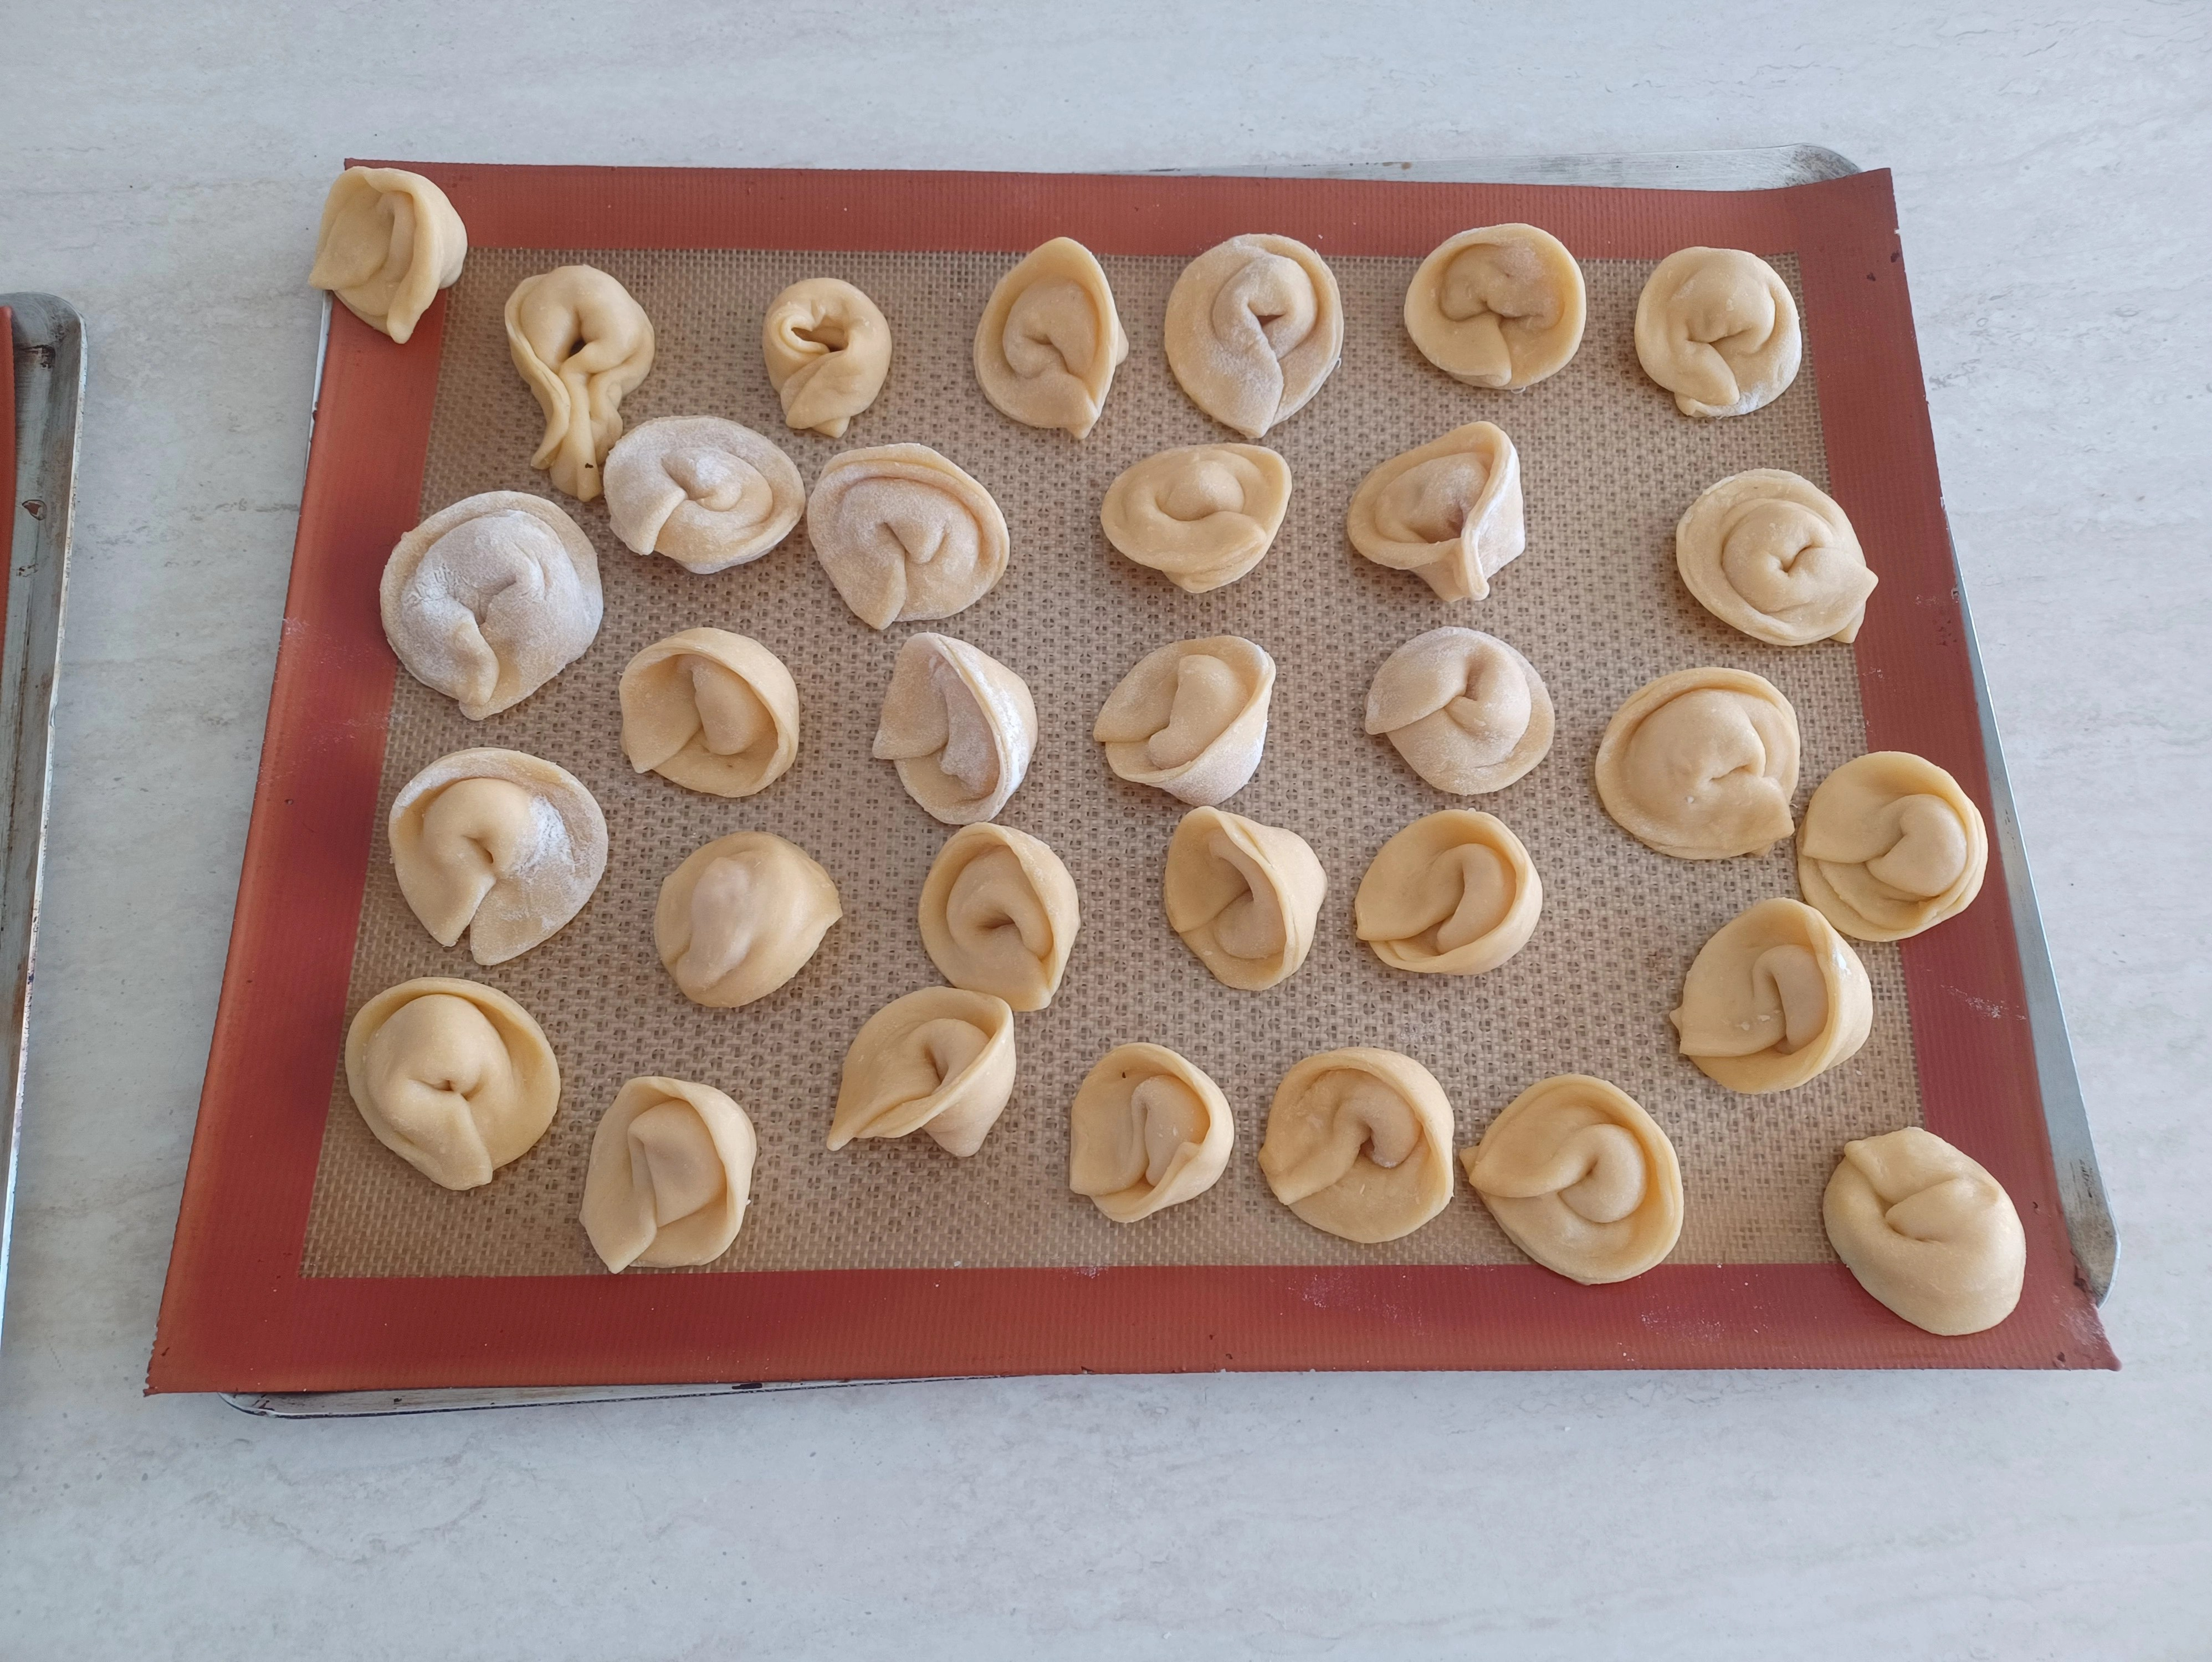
[809,444,1010,629]
[1164,233,1343,438]
[654,831,842,1009]
[1671,897,1873,1094]
[1093,635,1274,806]
[1634,247,1801,419]
[344,977,559,1191]
[1346,422,1525,602]
[919,823,1081,1012]
[1365,628,1553,794]
[974,237,1129,438]
[1068,1043,1234,1223]
[390,747,607,966]
[1824,1126,2026,1335]
[307,166,467,344]
[1355,810,1542,976]
[874,633,1037,825]
[1594,667,1800,859]
[762,277,892,438]
[380,491,602,720]
[1163,806,1327,992]
[1798,752,1989,941]
[602,417,803,573]
[505,264,656,501]
[1259,1048,1455,1244]
[1461,1075,1683,1284]
[828,987,1017,1158]
[1404,223,1585,389]
[581,1076,757,1273]
[619,629,800,798]
[1099,443,1291,594]
[1677,470,1876,646]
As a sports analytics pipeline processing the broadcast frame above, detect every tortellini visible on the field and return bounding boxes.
[389,747,608,967]
[918,823,1081,1012]
[874,633,1037,825]
[1594,667,1800,859]
[344,977,560,1191]
[1798,752,1989,941]
[1067,1043,1234,1224]
[619,629,800,798]
[1403,223,1585,389]
[1162,806,1327,992]
[1354,811,1542,977]
[1460,1075,1683,1285]
[580,1076,756,1273]
[1634,247,1802,419]
[504,264,656,501]
[380,491,602,720]
[1365,627,1553,794]
[654,831,842,1009]
[762,277,892,438]
[1677,470,1876,646]
[808,443,1010,629]
[1258,1048,1456,1244]
[1093,635,1274,806]
[1670,897,1873,1094]
[827,986,1017,1158]
[307,166,467,345]
[1822,1126,2026,1336]
[1164,233,1343,438]
[1346,422,1525,602]
[602,417,804,573]
[973,237,1129,439]
[1099,443,1291,594]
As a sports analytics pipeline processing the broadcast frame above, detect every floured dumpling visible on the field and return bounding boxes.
[1677,470,1876,646]
[1259,1047,1455,1244]
[1403,223,1585,389]
[1634,247,1802,419]
[1163,806,1326,991]
[1594,667,1800,859]
[974,237,1129,439]
[390,747,607,966]
[619,629,799,798]
[1068,1043,1233,1223]
[827,987,1017,1158]
[344,977,559,1191]
[581,1076,756,1273]
[380,491,602,720]
[307,166,467,345]
[505,264,656,501]
[1355,810,1542,977]
[762,277,892,438]
[1099,444,1291,594]
[1798,752,1989,941]
[654,831,842,1009]
[1094,636,1274,806]
[1671,897,1873,1093]
[919,823,1081,1012]
[1461,1075,1683,1285]
[602,417,803,573]
[874,633,1036,825]
[1824,1126,2026,1335]
[809,443,1010,629]
[1365,628,1553,794]
[1164,233,1343,438]
[1346,422,1525,602]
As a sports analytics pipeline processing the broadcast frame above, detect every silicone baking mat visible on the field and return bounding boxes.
[150,165,2114,1388]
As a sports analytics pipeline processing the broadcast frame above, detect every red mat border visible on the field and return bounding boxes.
[149,165,2112,1391]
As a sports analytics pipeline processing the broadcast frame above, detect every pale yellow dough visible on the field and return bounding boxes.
[1163,806,1327,992]
[1824,1126,2025,1335]
[762,278,892,438]
[828,987,1017,1158]
[974,237,1130,439]
[504,265,656,501]
[390,747,607,967]
[344,977,559,1191]
[1164,233,1344,438]
[308,166,467,345]
[874,633,1037,825]
[1635,247,1801,419]
[1099,444,1291,594]
[1346,422,1525,602]
[619,629,800,798]
[1677,470,1876,646]
[1798,752,1989,941]
[580,1076,756,1273]
[1259,1048,1455,1244]
[1365,627,1553,794]
[1671,897,1873,1093]
[918,823,1081,1012]
[654,831,842,1009]
[602,417,804,573]
[1594,667,1800,859]
[1094,636,1274,807]
[808,444,1010,629]
[1461,1075,1683,1285]
[1355,811,1542,976]
[1404,223,1586,389]
[1068,1043,1235,1223]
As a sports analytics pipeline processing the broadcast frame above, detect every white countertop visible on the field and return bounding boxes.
[4,4,2208,1655]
